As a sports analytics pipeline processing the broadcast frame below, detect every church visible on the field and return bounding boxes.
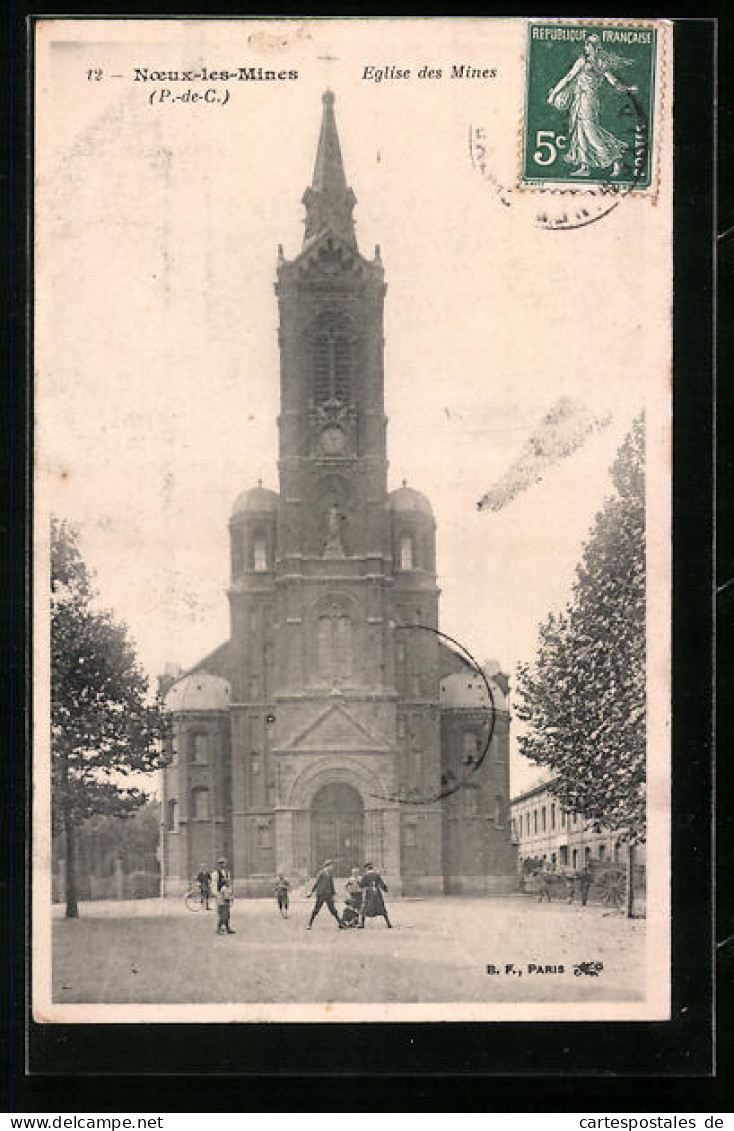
[159,92,517,897]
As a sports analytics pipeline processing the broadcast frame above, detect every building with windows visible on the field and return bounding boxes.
[158,91,516,897]
[510,780,631,873]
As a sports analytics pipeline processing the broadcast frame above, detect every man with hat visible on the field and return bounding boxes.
[305,860,344,930]
[359,862,392,928]
[212,856,235,936]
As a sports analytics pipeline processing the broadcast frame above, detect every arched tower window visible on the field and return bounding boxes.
[253,535,268,572]
[191,734,208,764]
[314,324,350,404]
[317,607,353,681]
[400,534,414,571]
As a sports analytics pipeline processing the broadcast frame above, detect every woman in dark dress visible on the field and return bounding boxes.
[359,862,392,928]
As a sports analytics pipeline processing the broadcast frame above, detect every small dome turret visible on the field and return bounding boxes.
[231,483,278,520]
[164,670,231,713]
[388,482,434,519]
[440,668,507,711]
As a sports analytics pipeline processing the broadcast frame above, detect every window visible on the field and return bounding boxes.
[533,810,538,834]
[314,326,350,403]
[253,536,268,572]
[572,849,578,869]
[167,799,177,832]
[614,841,621,862]
[561,810,566,828]
[462,732,478,765]
[585,847,592,863]
[542,806,547,832]
[317,610,353,681]
[192,734,208,763]
[598,844,606,860]
[400,534,413,571]
[257,823,273,850]
[525,812,530,836]
[512,819,518,841]
[559,845,568,866]
[191,787,209,821]
[551,803,556,830]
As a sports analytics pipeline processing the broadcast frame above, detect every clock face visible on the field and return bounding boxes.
[321,425,346,455]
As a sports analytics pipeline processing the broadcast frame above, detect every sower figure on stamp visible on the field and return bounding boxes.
[359,862,392,929]
[213,856,235,935]
[306,861,344,930]
[547,35,638,178]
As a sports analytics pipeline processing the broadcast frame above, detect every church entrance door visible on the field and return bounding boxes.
[310,783,364,878]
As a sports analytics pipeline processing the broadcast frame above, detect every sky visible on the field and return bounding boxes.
[35,19,671,796]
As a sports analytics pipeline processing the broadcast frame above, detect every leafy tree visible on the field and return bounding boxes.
[51,518,164,917]
[515,416,646,845]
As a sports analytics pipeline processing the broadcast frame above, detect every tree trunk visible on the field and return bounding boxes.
[65,811,79,919]
[626,841,635,919]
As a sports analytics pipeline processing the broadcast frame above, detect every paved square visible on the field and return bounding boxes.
[52,894,645,1005]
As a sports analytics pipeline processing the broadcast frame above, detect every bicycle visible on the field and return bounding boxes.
[184,884,211,912]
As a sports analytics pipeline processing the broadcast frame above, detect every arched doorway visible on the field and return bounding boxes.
[310,783,364,878]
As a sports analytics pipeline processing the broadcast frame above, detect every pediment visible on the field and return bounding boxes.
[286,704,388,752]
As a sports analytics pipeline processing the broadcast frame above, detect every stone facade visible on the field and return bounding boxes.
[159,92,516,897]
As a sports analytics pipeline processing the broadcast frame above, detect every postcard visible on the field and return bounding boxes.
[33,16,672,1024]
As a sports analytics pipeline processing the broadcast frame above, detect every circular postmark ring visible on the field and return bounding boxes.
[367,623,497,807]
[529,86,652,231]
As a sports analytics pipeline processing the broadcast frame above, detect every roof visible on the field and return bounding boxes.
[164,670,231,713]
[388,485,434,518]
[510,777,559,806]
[231,485,278,519]
[302,90,357,250]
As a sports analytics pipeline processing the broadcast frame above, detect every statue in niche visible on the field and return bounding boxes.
[324,503,345,557]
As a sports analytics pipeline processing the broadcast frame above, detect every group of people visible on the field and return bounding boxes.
[194,858,392,934]
[304,860,392,930]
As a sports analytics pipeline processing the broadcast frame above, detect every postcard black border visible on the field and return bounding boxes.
[6,3,725,1113]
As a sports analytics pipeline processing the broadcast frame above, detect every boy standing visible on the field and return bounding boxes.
[274,874,291,918]
[212,856,235,935]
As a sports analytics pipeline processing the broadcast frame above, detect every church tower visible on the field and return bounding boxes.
[243,89,444,894]
[160,92,516,899]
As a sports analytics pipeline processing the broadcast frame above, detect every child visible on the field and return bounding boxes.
[213,856,235,936]
[341,867,363,928]
[274,874,291,918]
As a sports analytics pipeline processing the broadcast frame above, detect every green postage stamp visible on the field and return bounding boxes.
[523,23,657,189]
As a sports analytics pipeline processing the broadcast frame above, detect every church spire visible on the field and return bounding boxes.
[302,90,357,249]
